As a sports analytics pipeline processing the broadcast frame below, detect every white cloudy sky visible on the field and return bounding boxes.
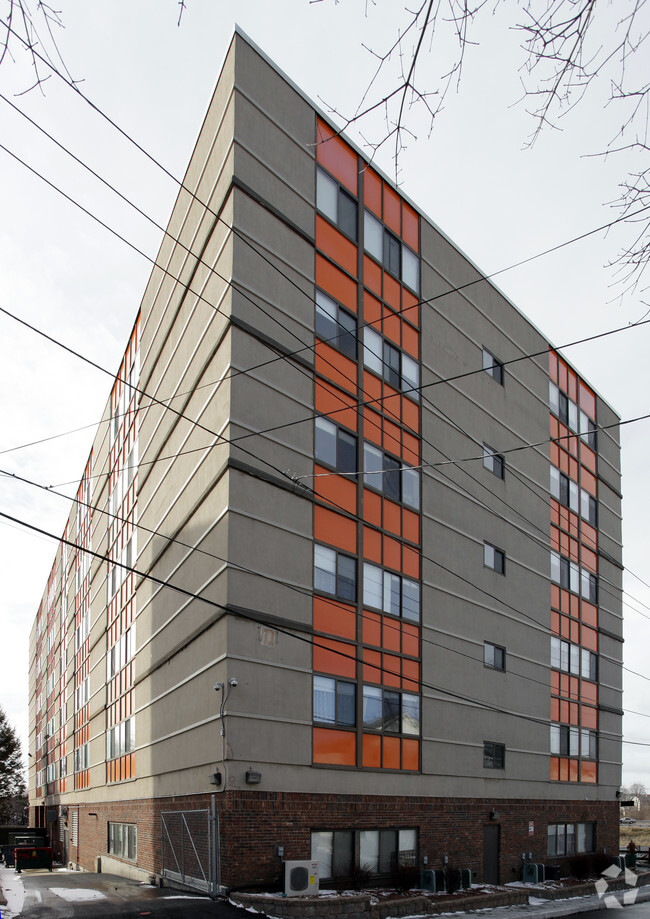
[1,0,648,790]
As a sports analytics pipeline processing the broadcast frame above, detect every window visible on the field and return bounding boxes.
[482,348,503,385]
[483,741,505,769]
[363,210,420,293]
[363,442,420,509]
[363,328,420,399]
[363,563,420,621]
[312,828,417,880]
[362,686,420,735]
[313,677,356,726]
[550,468,579,513]
[581,648,598,682]
[548,823,594,857]
[483,444,504,479]
[550,724,580,756]
[315,417,357,475]
[551,637,597,680]
[108,822,137,861]
[314,544,356,602]
[580,411,597,451]
[581,569,598,604]
[317,167,358,240]
[384,230,401,278]
[484,642,506,671]
[484,542,505,574]
[551,551,596,599]
[315,290,357,359]
[73,743,89,772]
[580,489,597,527]
[107,623,137,681]
[106,717,136,761]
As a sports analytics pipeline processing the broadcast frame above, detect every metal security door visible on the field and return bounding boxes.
[483,824,500,884]
[161,798,219,897]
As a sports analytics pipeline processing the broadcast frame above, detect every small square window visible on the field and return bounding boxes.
[483,444,504,479]
[484,542,505,574]
[482,348,503,385]
[484,642,505,671]
[483,741,505,769]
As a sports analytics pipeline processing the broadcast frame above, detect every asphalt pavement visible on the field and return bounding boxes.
[0,867,248,918]
[2,865,650,919]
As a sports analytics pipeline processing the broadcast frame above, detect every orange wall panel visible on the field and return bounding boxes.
[402,202,419,251]
[579,381,596,418]
[363,648,382,683]
[383,501,401,538]
[313,727,356,765]
[364,255,382,295]
[316,254,358,312]
[314,465,357,514]
[402,624,419,658]
[581,761,597,783]
[383,185,401,234]
[384,308,401,346]
[383,653,401,687]
[384,273,401,311]
[402,290,419,328]
[313,596,356,641]
[362,732,381,767]
[316,119,358,193]
[383,535,401,570]
[364,169,382,216]
[314,506,357,553]
[363,489,382,527]
[402,397,419,433]
[383,735,401,769]
[317,216,357,276]
[402,738,419,771]
[315,378,358,430]
[363,611,382,647]
[402,321,419,359]
[363,526,382,563]
[313,637,356,678]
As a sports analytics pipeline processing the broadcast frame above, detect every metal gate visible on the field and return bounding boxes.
[161,797,219,897]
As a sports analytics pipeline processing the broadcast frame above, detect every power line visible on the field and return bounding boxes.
[5,504,638,745]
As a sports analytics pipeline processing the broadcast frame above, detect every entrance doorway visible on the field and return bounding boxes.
[483,824,500,884]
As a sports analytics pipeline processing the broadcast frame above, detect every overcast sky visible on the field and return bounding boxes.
[1,0,648,791]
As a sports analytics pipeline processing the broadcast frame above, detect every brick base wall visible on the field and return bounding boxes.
[51,791,619,890]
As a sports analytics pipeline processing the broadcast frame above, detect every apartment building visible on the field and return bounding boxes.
[28,28,623,891]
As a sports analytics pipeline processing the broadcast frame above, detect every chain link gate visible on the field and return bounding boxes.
[161,797,220,897]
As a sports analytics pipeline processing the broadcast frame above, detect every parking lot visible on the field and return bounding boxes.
[0,867,247,918]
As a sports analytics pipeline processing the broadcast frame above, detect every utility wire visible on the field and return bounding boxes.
[4,505,640,744]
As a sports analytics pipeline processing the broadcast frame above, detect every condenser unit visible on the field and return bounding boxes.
[522,862,539,883]
[284,860,319,897]
[420,868,446,891]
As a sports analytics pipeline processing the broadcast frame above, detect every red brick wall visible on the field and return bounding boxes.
[58,791,619,889]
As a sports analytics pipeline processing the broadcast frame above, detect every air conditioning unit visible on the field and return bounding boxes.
[536,863,546,882]
[522,862,539,883]
[284,860,319,897]
[420,868,437,891]
[455,868,471,889]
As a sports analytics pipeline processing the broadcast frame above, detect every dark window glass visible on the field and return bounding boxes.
[338,429,357,474]
[338,189,358,241]
[558,392,569,426]
[483,741,505,769]
[337,681,356,726]
[383,691,401,733]
[560,557,570,590]
[379,830,398,874]
[332,831,354,878]
[383,455,401,502]
[337,554,357,602]
[483,348,504,384]
[337,308,357,359]
[384,341,401,389]
[559,473,569,508]
[384,231,401,278]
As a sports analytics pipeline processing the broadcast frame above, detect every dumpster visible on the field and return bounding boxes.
[14,846,53,872]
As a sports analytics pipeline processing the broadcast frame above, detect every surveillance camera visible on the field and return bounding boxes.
[214,682,223,691]
[229,678,238,687]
